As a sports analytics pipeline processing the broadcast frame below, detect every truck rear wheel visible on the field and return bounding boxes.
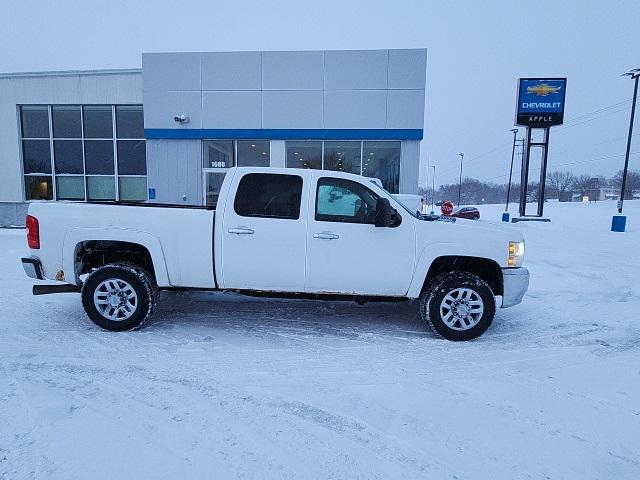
[81,263,158,331]
[420,271,495,341]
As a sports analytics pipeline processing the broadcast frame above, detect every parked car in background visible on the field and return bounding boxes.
[452,206,480,220]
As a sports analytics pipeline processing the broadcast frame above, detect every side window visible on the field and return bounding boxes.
[315,177,379,224]
[234,173,303,220]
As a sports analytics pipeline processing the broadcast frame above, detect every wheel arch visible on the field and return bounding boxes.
[63,228,170,286]
[421,255,503,297]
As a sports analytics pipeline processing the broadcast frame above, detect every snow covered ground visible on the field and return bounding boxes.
[1,200,639,479]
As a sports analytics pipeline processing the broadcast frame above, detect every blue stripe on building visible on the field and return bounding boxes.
[144,128,423,141]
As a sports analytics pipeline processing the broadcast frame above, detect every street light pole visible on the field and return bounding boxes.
[506,128,519,212]
[457,153,464,205]
[431,165,436,214]
[618,68,640,214]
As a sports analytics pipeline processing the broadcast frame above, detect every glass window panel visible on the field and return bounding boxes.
[56,176,85,200]
[204,172,227,207]
[52,106,81,138]
[234,173,303,220]
[117,140,146,175]
[203,140,234,169]
[53,140,83,174]
[83,106,113,138]
[286,141,322,169]
[20,106,49,138]
[323,141,361,174]
[85,140,114,175]
[116,105,144,139]
[362,141,401,194]
[86,176,116,200]
[118,177,147,201]
[24,176,53,200]
[315,177,379,224]
[236,140,270,167]
[22,140,51,174]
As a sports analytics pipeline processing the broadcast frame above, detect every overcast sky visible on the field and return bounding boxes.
[2,0,639,187]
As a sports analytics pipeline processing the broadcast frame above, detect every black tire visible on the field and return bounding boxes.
[81,263,158,331]
[420,271,495,341]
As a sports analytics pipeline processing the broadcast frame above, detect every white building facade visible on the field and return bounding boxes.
[0,49,427,226]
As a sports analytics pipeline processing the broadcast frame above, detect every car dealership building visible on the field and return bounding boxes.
[0,48,427,226]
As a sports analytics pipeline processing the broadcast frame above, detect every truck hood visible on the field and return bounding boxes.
[416,215,524,241]
[412,215,525,269]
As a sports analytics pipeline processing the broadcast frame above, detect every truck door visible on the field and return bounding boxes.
[305,174,416,296]
[220,171,308,292]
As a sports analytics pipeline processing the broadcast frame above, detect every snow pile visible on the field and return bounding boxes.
[1,200,639,479]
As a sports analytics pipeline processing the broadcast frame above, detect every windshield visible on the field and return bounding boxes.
[366,178,420,219]
[393,197,420,218]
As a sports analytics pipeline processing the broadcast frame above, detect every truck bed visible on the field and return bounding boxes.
[86,200,215,210]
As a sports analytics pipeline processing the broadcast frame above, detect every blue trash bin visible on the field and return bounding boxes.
[502,212,510,223]
[611,215,626,232]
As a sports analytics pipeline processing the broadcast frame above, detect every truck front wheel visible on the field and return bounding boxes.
[81,263,158,331]
[420,271,495,341]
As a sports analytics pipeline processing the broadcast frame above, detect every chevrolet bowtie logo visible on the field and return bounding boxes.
[526,83,561,96]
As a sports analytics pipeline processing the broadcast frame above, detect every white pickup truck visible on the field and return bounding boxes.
[22,167,529,341]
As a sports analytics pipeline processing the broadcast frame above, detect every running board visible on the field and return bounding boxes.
[33,284,81,295]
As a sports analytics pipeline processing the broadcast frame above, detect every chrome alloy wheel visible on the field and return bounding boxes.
[439,287,484,331]
[93,278,138,321]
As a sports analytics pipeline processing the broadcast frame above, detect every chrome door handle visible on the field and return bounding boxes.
[313,232,339,240]
[228,227,254,235]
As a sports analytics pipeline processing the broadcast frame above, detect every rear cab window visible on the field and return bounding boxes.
[234,173,303,220]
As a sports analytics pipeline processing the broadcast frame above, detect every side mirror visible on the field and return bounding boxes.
[375,198,402,227]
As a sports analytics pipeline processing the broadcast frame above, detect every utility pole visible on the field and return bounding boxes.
[457,153,464,205]
[431,165,436,214]
[505,128,519,212]
[618,68,640,214]
[425,154,431,211]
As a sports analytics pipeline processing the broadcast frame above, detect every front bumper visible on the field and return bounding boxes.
[501,267,529,308]
[22,257,44,280]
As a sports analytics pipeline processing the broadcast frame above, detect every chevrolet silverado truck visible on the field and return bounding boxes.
[21,167,529,341]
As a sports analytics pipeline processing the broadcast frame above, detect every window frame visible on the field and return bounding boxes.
[285,140,323,170]
[322,140,363,175]
[314,176,380,225]
[361,140,401,194]
[202,140,271,206]
[19,104,146,202]
[283,140,401,194]
[236,140,271,167]
[233,172,303,220]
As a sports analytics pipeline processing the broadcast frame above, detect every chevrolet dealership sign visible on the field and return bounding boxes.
[516,78,567,127]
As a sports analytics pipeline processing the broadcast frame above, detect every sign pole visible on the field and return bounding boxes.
[519,127,532,217]
[537,128,550,217]
[505,128,518,212]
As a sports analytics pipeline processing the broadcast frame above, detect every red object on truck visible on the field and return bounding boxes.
[26,215,40,249]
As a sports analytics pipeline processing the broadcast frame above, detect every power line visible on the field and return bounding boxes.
[431,97,636,184]
[542,132,639,157]
[478,150,639,183]
[439,99,633,176]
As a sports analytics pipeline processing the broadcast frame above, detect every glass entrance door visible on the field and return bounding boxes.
[202,140,233,207]
[203,171,227,207]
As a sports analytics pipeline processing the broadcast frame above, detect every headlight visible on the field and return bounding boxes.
[508,240,525,267]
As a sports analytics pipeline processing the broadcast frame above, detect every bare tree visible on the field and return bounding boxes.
[424,170,633,206]
[547,171,576,201]
[612,169,640,199]
[573,175,606,200]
